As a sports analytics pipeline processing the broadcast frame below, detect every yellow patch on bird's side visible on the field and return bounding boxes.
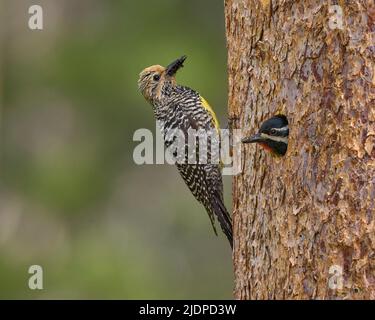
[200,96,220,132]
[200,96,224,169]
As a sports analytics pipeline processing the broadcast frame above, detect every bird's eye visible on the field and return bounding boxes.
[153,74,160,81]
[270,128,277,135]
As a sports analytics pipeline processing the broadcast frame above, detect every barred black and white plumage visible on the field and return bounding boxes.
[138,56,233,248]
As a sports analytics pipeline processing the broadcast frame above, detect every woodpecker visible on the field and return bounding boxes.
[138,56,233,248]
[242,115,289,156]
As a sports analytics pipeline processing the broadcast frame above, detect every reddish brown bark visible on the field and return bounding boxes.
[225,0,375,299]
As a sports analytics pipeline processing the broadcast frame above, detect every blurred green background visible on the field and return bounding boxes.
[0,0,232,299]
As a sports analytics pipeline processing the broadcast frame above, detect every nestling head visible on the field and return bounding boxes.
[242,115,289,156]
[138,55,187,103]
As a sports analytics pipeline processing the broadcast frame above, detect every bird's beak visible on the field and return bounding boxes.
[241,133,262,143]
[166,55,187,76]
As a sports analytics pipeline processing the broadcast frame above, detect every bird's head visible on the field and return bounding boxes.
[242,115,289,156]
[138,55,187,103]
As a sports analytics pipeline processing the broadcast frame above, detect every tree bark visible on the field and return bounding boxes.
[225,0,375,299]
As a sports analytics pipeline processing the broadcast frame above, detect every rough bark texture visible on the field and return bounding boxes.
[225,0,375,299]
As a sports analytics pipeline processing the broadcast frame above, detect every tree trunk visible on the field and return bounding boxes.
[225,0,375,299]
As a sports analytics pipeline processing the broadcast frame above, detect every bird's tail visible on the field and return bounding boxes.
[211,193,233,249]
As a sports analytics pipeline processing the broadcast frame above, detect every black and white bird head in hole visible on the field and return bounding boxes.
[242,115,289,156]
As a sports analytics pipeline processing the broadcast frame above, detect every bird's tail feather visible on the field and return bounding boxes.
[211,194,233,248]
